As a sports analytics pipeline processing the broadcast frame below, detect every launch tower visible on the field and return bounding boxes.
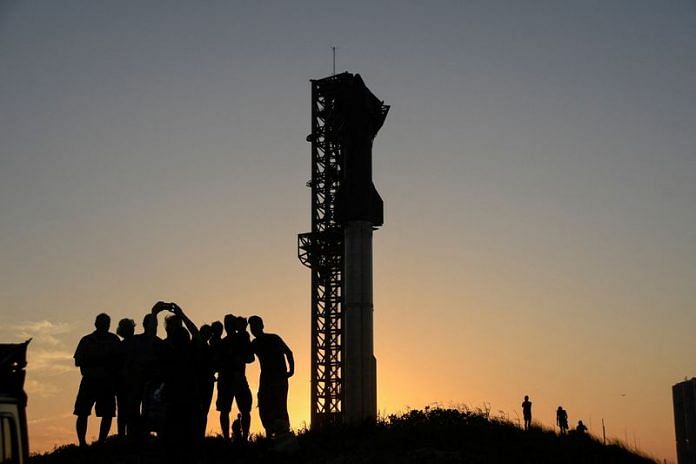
[298,72,389,427]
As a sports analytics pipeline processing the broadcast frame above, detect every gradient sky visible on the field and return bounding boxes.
[1,1,695,461]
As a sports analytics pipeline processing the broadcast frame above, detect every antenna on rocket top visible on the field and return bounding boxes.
[332,46,336,75]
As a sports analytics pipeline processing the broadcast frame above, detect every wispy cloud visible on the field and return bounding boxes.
[0,319,78,378]
[28,413,72,425]
[25,379,61,398]
[28,350,74,375]
[0,320,74,347]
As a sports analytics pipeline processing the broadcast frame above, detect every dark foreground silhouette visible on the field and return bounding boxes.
[30,408,656,464]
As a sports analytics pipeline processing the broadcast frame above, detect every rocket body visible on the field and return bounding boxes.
[333,73,388,424]
[343,220,377,423]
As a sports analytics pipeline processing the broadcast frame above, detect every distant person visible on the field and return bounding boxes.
[575,420,587,435]
[73,313,121,446]
[231,413,242,443]
[556,406,569,435]
[216,315,254,441]
[115,318,136,437]
[249,315,294,438]
[521,395,532,430]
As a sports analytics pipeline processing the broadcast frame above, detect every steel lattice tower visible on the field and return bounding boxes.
[299,72,388,427]
[298,74,346,426]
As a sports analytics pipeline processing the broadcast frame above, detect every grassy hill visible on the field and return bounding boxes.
[30,408,656,464]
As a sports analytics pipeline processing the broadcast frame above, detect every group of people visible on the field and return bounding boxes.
[72,301,294,460]
[521,396,588,435]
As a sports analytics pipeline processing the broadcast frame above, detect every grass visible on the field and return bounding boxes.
[29,407,656,463]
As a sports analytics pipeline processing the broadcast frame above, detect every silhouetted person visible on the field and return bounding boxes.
[575,420,587,435]
[73,313,121,446]
[131,311,166,437]
[116,318,136,437]
[217,315,254,441]
[159,302,201,464]
[231,413,242,443]
[522,395,532,430]
[209,320,223,378]
[210,321,223,345]
[556,406,569,435]
[196,323,215,438]
[249,315,294,438]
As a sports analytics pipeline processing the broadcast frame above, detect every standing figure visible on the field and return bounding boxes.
[249,315,294,438]
[115,318,136,437]
[159,302,201,464]
[196,324,216,438]
[231,413,243,443]
[556,406,569,435]
[216,315,254,441]
[73,313,121,446]
[575,420,587,435]
[131,311,165,437]
[521,395,532,431]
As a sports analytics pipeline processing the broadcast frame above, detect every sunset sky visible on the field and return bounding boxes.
[1,1,695,461]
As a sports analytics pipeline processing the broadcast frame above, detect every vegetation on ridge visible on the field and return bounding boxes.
[30,407,656,464]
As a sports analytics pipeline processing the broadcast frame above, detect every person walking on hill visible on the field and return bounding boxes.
[521,395,532,430]
[249,315,294,438]
[73,313,121,446]
[556,406,569,435]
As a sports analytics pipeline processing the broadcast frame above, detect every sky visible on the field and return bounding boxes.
[1,1,695,461]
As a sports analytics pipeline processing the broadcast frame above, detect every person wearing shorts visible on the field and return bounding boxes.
[249,315,294,438]
[216,315,254,441]
[73,313,121,446]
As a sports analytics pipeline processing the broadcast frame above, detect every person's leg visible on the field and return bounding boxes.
[216,378,232,439]
[200,379,213,438]
[117,390,126,437]
[268,380,290,435]
[95,383,116,443]
[76,416,88,447]
[74,377,94,446]
[98,416,113,442]
[257,384,272,436]
[220,412,230,439]
[239,386,253,441]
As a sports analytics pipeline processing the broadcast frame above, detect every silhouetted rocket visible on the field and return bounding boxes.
[333,73,389,423]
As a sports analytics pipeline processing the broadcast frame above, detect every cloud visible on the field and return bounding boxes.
[0,319,78,376]
[0,320,74,347]
[24,379,60,398]
[28,350,74,376]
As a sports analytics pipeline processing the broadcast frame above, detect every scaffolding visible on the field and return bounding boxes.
[298,73,349,427]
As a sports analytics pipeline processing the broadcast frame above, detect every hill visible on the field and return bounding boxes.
[29,408,656,463]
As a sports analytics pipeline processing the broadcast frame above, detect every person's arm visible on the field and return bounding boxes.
[152,301,168,314]
[281,338,294,378]
[74,338,85,367]
[172,303,199,338]
[243,334,255,363]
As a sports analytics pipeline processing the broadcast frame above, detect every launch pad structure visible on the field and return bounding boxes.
[298,72,389,427]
